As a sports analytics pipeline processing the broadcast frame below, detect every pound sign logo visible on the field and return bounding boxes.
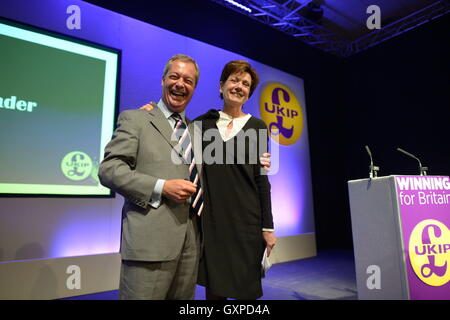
[409,219,450,287]
[61,151,93,181]
[260,83,303,146]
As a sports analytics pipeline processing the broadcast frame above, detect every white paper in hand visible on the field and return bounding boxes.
[261,248,272,277]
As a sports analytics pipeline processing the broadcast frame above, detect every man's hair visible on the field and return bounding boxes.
[163,54,200,87]
[219,60,259,99]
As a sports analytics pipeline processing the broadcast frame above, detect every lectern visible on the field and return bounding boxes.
[348,175,450,300]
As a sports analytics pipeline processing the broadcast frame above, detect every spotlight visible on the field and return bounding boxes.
[223,0,252,13]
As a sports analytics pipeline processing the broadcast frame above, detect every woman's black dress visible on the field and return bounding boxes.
[196,109,274,299]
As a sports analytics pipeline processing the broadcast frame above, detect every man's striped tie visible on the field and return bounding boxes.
[171,113,204,216]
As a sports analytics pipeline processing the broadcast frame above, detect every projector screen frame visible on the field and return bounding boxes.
[0,16,121,198]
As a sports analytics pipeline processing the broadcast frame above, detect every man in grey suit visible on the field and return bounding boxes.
[98,54,202,300]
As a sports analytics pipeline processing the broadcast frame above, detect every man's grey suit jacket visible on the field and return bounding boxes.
[99,107,203,262]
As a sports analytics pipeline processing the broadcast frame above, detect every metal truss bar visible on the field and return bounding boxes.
[349,0,450,56]
[247,2,322,38]
[212,0,450,57]
[293,33,310,37]
[283,0,313,20]
[356,0,448,43]
[249,0,338,37]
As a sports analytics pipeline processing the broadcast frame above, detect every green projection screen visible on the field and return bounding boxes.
[0,19,119,196]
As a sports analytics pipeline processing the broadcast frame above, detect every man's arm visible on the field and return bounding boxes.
[98,110,159,209]
[99,110,197,207]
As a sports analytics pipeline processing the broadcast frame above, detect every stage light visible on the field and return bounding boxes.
[223,0,252,13]
[301,2,324,23]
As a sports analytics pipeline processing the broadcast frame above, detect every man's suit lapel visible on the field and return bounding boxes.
[147,103,179,150]
[147,103,202,172]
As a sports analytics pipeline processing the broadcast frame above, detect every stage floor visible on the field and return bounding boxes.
[61,249,357,300]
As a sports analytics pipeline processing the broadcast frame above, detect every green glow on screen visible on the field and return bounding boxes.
[0,183,110,195]
[0,20,118,196]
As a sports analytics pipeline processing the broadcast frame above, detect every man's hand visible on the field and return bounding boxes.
[140,102,155,111]
[263,231,276,257]
[260,152,271,171]
[162,179,197,203]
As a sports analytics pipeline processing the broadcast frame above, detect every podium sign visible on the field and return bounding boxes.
[395,176,450,299]
[348,175,450,299]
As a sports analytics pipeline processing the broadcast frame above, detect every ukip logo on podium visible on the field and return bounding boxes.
[409,219,450,287]
[259,82,303,146]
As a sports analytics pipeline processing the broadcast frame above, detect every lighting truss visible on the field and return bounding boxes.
[212,0,450,57]
[347,0,450,57]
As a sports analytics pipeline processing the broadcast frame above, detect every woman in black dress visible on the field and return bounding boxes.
[197,60,276,300]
